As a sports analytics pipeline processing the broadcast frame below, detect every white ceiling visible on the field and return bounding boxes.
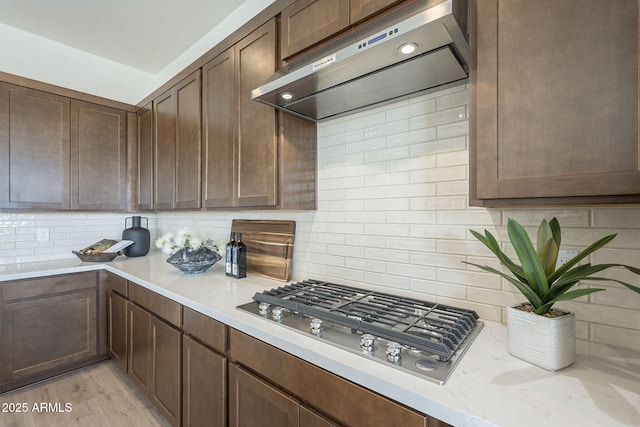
[0,0,251,74]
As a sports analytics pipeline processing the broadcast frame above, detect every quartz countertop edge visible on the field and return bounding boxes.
[1,253,639,427]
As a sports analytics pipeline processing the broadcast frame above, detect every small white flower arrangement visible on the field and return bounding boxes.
[155,229,221,255]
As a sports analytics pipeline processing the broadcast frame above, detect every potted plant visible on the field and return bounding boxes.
[466,217,640,371]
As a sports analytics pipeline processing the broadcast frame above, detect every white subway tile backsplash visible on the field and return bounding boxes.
[436,181,468,196]
[387,127,437,146]
[410,165,467,183]
[409,278,466,299]
[345,137,385,154]
[590,324,640,351]
[345,186,386,200]
[466,287,520,307]
[410,106,466,130]
[410,195,467,211]
[345,111,386,131]
[438,268,502,290]
[435,87,469,110]
[4,88,640,352]
[410,224,467,240]
[385,98,436,121]
[364,198,410,212]
[592,207,640,228]
[436,120,469,139]
[363,119,409,139]
[386,236,436,253]
[364,172,409,187]
[410,136,466,156]
[364,146,409,163]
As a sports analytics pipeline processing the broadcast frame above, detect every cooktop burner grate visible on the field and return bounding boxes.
[251,279,480,361]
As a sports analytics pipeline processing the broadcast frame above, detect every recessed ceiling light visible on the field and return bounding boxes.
[399,43,418,55]
[281,92,294,100]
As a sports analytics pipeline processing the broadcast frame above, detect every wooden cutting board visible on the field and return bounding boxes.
[230,220,295,281]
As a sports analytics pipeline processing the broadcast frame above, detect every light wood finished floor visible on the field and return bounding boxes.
[0,361,171,427]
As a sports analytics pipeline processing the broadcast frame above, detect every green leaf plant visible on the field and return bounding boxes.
[465,218,640,315]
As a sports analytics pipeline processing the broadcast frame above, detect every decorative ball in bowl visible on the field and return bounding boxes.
[156,230,222,274]
[166,247,221,274]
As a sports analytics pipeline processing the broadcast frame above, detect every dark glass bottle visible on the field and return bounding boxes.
[122,216,150,257]
[232,232,246,279]
[225,232,235,276]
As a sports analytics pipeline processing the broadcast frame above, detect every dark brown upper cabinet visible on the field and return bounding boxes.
[280,0,405,60]
[137,102,154,211]
[236,19,278,207]
[470,0,640,206]
[280,0,350,60]
[154,70,202,210]
[0,83,71,210]
[202,48,235,208]
[203,18,317,210]
[0,82,129,211]
[71,100,127,210]
[350,0,405,24]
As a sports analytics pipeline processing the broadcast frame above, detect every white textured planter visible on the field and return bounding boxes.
[507,303,576,371]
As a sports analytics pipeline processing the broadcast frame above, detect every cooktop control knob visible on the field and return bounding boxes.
[360,334,375,352]
[258,302,271,315]
[271,306,284,320]
[386,342,402,362]
[310,318,323,335]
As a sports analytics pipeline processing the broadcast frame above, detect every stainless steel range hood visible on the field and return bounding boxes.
[252,0,469,122]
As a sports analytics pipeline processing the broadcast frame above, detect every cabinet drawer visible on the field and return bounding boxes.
[129,282,182,327]
[1,271,97,303]
[106,271,128,296]
[229,329,426,427]
[182,306,226,353]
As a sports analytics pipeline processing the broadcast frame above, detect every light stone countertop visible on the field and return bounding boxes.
[1,253,639,427]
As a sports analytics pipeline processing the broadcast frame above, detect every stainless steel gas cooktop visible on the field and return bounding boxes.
[237,279,483,384]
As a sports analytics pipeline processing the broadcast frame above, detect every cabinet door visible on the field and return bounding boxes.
[0,83,70,209]
[471,0,640,204]
[154,71,202,210]
[202,48,235,208]
[127,302,152,391]
[107,290,128,370]
[137,102,154,211]
[236,18,278,207]
[229,364,299,427]
[280,0,350,59]
[149,315,182,427]
[174,70,202,209]
[183,335,227,427]
[70,100,127,210]
[154,89,177,209]
[127,301,182,426]
[1,289,97,392]
[350,0,404,24]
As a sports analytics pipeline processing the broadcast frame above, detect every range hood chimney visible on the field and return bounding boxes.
[252,0,469,122]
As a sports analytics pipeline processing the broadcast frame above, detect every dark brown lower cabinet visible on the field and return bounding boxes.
[0,272,107,393]
[105,280,449,427]
[227,365,346,427]
[229,364,300,427]
[107,289,128,370]
[183,335,227,427]
[229,328,439,427]
[127,301,182,426]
